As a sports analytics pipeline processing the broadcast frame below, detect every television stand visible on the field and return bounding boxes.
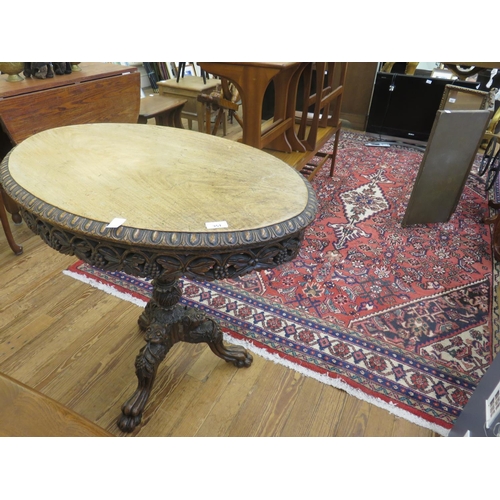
[364,140,426,152]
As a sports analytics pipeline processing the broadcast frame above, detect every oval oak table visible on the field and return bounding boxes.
[0,123,318,432]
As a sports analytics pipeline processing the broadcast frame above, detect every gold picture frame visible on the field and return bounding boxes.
[439,84,489,111]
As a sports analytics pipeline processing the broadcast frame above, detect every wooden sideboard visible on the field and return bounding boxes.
[0,62,141,159]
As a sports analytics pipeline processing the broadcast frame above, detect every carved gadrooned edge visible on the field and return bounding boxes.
[20,207,305,281]
[1,152,318,250]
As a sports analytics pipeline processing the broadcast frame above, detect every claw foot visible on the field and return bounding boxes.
[117,413,142,432]
[209,342,253,367]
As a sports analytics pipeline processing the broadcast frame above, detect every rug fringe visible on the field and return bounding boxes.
[63,270,148,308]
[63,268,449,436]
[223,334,450,437]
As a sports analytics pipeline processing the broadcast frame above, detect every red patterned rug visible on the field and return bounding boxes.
[65,131,497,436]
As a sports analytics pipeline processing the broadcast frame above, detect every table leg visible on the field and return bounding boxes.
[0,188,23,255]
[1,185,22,224]
[265,64,306,153]
[118,273,252,433]
[172,108,184,129]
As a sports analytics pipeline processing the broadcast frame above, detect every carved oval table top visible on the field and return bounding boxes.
[1,123,317,250]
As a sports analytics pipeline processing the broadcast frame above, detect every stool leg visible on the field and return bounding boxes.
[177,63,185,83]
[205,105,211,134]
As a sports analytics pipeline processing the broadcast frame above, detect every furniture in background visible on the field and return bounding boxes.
[485,105,500,143]
[138,94,187,127]
[402,109,491,226]
[1,123,317,432]
[0,188,22,254]
[443,62,500,81]
[199,62,348,180]
[402,84,491,226]
[482,137,500,261]
[292,62,347,178]
[0,62,141,253]
[381,62,419,75]
[157,76,221,132]
[0,371,112,437]
[263,62,347,179]
[199,62,305,152]
[176,62,207,83]
[485,200,500,261]
[196,80,241,136]
[439,84,489,111]
[366,72,479,144]
[0,62,140,148]
[338,62,378,131]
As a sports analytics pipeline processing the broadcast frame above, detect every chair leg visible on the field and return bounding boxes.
[0,189,23,255]
[212,109,224,136]
[204,105,211,134]
[329,122,342,177]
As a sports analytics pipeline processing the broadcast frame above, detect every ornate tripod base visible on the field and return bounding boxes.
[118,274,252,432]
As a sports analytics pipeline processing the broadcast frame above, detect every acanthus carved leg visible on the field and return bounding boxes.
[185,312,253,368]
[118,273,252,432]
[118,324,170,432]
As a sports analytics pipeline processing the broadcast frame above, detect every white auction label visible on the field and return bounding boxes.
[106,218,127,228]
[205,221,228,229]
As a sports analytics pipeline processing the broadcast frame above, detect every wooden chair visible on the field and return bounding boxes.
[176,62,208,83]
[295,62,347,178]
[485,105,500,142]
[197,79,242,136]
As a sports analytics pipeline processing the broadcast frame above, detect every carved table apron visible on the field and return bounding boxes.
[0,123,318,432]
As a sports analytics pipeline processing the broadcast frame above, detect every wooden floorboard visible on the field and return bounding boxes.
[0,157,439,439]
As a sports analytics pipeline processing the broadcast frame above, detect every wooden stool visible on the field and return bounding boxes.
[0,372,112,436]
[157,76,221,131]
[138,95,187,128]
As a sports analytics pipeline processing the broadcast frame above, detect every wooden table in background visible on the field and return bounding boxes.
[138,94,187,127]
[0,123,317,433]
[199,62,305,152]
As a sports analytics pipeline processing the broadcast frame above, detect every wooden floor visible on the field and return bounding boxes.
[0,211,439,438]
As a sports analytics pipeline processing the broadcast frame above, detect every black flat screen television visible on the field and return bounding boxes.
[366,72,479,143]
